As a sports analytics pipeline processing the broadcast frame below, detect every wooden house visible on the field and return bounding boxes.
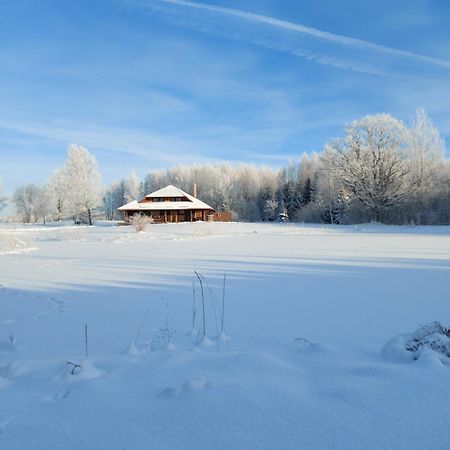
[118,185,216,223]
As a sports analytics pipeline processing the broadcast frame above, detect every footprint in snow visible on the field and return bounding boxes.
[0,286,66,320]
[33,297,66,319]
[44,389,71,402]
[162,378,211,397]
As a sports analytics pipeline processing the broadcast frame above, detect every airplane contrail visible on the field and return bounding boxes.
[140,0,450,76]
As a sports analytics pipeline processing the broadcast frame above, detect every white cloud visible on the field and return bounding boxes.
[140,0,450,77]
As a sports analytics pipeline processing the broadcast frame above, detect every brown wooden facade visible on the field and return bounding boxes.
[122,209,212,223]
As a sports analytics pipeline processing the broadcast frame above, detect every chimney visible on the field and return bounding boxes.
[192,183,197,198]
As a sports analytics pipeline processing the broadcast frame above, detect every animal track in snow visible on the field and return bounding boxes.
[0,286,67,321]
[162,377,211,397]
[32,296,66,319]
[44,389,71,402]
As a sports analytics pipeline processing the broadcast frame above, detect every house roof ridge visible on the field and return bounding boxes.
[118,184,214,211]
[145,184,191,198]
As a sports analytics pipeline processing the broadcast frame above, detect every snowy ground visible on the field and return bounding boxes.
[0,221,450,450]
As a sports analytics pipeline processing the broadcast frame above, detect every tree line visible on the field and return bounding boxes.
[3,110,450,225]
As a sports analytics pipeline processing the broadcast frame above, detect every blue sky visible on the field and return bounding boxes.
[1,0,449,196]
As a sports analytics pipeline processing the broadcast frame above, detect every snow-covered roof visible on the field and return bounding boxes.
[145,185,189,198]
[118,185,214,211]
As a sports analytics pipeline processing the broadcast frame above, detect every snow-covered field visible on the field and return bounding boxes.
[1,221,450,450]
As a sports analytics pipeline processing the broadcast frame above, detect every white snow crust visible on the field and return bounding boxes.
[0,221,449,449]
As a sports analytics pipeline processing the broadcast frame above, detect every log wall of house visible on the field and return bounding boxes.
[122,209,213,223]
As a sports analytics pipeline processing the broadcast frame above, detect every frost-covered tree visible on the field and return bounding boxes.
[103,180,126,220]
[124,170,141,203]
[103,189,115,221]
[144,169,169,194]
[47,168,69,221]
[328,114,408,222]
[405,109,446,223]
[277,163,299,221]
[297,153,317,207]
[62,144,102,225]
[13,184,40,223]
[263,199,278,221]
[33,185,52,224]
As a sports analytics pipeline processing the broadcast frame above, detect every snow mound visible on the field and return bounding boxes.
[197,336,215,348]
[294,337,325,353]
[123,340,142,356]
[383,322,450,365]
[63,359,103,380]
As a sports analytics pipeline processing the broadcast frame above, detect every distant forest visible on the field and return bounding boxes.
[8,110,450,225]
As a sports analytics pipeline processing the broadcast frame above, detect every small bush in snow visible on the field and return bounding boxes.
[129,214,153,232]
[383,321,450,364]
[405,322,450,359]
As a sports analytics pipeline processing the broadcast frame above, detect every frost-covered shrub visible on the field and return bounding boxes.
[405,322,450,358]
[129,213,153,232]
[383,321,450,364]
